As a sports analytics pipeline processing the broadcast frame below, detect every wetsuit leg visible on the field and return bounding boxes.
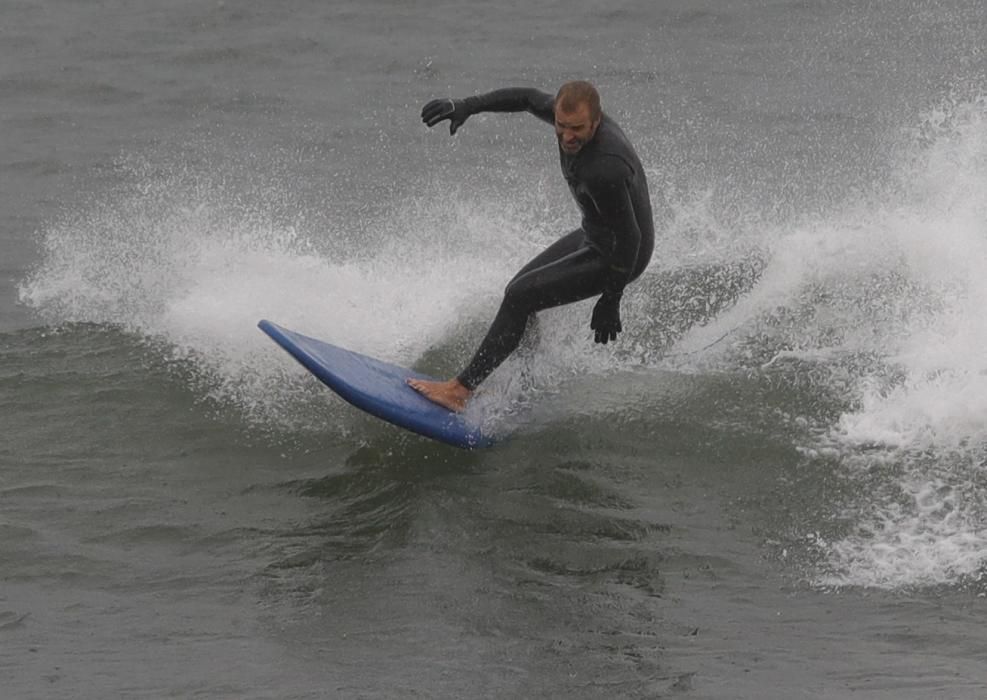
[505,228,587,284]
[457,229,608,390]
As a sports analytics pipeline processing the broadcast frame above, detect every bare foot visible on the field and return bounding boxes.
[406,377,472,412]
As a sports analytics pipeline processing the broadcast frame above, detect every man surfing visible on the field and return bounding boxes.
[408,81,655,412]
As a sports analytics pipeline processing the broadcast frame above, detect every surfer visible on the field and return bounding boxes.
[408,82,654,412]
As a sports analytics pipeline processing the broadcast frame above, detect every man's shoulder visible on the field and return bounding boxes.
[581,148,634,187]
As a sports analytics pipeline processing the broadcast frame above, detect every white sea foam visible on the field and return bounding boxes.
[811,96,987,589]
[18,155,535,428]
[682,94,987,589]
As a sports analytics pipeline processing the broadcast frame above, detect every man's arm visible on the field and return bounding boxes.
[587,159,641,295]
[461,88,555,125]
[421,88,555,134]
[586,158,642,344]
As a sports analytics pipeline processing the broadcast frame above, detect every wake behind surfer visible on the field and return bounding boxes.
[408,81,655,412]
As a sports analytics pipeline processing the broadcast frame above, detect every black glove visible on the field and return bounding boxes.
[421,98,472,135]
[590,292,623,344]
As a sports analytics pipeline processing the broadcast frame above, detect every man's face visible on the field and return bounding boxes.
[555,101,600,154]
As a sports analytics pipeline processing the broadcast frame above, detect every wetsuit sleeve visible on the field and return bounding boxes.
[462,88,555,125]
[586,158,641,296]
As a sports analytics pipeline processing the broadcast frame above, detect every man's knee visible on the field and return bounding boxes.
[503,276,537,312]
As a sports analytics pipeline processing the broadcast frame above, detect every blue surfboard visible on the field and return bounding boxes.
[258,320,493,449]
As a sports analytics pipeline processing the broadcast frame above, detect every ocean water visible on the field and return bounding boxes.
[3,0,987,697]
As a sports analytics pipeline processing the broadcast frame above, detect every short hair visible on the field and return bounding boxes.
[555,81,601,121]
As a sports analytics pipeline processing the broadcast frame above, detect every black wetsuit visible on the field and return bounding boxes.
[454,88,655,390]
